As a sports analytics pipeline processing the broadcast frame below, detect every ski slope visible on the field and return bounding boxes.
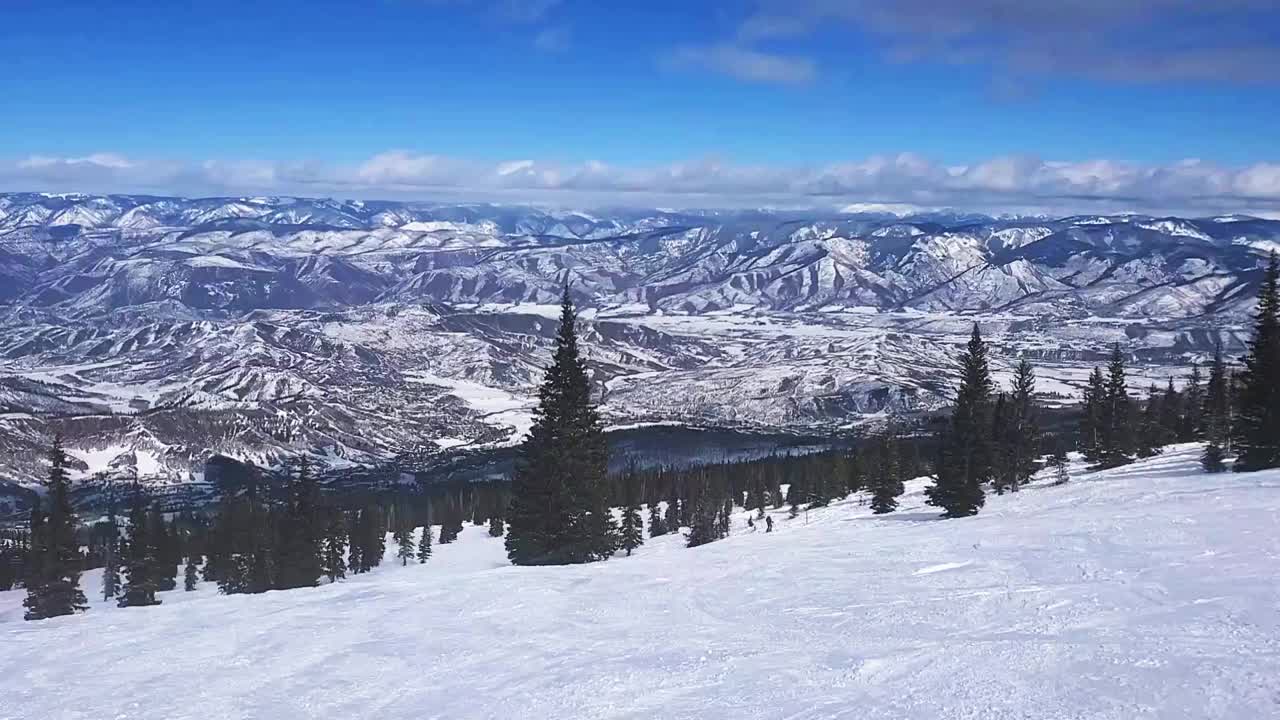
[3,445,1279,719]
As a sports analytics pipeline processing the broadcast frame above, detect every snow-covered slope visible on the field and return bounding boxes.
[3,446,1278,718]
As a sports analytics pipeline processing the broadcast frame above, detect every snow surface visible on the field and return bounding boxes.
[3,446,1280,719]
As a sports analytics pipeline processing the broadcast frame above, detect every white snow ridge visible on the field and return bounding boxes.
[3,445,1279,719]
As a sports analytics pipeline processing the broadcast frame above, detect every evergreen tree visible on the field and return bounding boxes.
[663,489,680,532]
[647,503,667,537]
[101,499,120,602]
[275,459,323,589]
[868,433,903,514]
[1158,377,1182,445]
[1233,253,1280,471]
[184,554,200,591]
[1136,384,1165,459]
[1181,364,1204,441]
[618,471,644,557]
[1097,344,1135,468]
[149,505,177,592]
[417,523,432,563]
[1203,343,1232,471]
[685,481,720,548]
[1080,367,1107,461]
[505,286,618,565]
[23,437,88,620]
[393,507,415,566]
[1006,358,1040,491]
[322,508,348,581]
[926,324,992,518]
[346,509,365,574]
[117,489,160,608]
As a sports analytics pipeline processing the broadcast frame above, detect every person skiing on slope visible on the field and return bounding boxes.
[765,515,774,533]
[747,517,756,531]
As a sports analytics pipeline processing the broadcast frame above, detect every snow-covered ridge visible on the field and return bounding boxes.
[0,193,1277,488]
[3,446,1277,719]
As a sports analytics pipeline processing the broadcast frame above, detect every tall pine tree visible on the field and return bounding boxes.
[505,285,618,565]
[926,324,992,518]
[23,437,88,620]
[1203,343,1232,472]
[1233,253,1280,472]
[117,488,160,608]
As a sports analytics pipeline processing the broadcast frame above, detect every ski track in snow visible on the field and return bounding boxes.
[2,445,1279,719]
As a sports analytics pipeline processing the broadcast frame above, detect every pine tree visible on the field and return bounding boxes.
[685,481,720,548]
[868,433,903,514]
[1203,343,1232,471]
[101,499,120,602]
[184,554,200,591]
[1181,364,1204,441]
[1136,384,1165,459]
[1006,358,1040,491]
[1098,344,1135,468]
[393,508,415,566]
[647,503,667,537]
[1080,367,1107,461]
[663,489,680,532]
[618,471,644,557]
[926,324,992,518]
[275,459,323,589]
[117,489,160,608]
[1233,253,1280,472]
[1159,377,1181,445]
[149,505,177,592]
[346,510,365,575]
[488,512,505,538]
[23,437,88,620]
[322,508,348,581]
[505,285,618,565]
[417,523,432,563]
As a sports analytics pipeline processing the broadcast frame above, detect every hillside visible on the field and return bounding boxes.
[3,445,1278,719]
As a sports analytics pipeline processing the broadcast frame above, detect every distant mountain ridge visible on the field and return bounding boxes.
[0,192,1276,499]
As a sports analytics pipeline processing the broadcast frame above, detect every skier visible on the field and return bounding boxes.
[747,517,756,532]
[765,515,774,533]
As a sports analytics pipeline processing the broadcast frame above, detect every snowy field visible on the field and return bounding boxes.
[3,445,1280,719]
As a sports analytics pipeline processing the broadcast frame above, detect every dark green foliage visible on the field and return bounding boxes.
[1079,367,1107,461]
[1180,364,1204,441]
[322,508,348,580]
[149,505,177,592]
[618,467,644,557]
[1098,344,1135,468]
[1203,343,1233,468]
[647,503,666,537]
[868,433,903,515]
[417,523,432,563]
[117,491,160,608]
[275,459,323,589]
[393,505,415,567]
[1233,253,1280,472]
[926,324,992,518]
[184,555,200,591]
[488,515,505,538]
[1136,385,1166,459]
[23,437,88,620]
[505,287,618,565]
[101,501,120,602]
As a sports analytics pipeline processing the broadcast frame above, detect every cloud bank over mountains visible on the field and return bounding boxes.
[5,150,1279,217]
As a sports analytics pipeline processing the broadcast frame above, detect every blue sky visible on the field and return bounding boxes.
[2,0,1279,213]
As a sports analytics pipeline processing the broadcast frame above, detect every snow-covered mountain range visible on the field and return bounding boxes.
[1,192,1277,497]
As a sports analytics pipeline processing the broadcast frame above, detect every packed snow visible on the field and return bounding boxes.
[3,445,1279,719]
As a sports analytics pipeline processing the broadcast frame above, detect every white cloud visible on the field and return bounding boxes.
[3,150,1280,216]
[660,44,816,86]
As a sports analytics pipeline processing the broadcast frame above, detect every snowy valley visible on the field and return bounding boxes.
[1,193,1277,505]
